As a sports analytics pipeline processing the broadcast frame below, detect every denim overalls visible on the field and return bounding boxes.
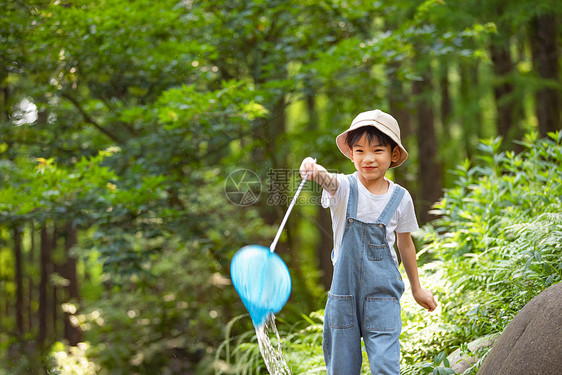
[323,175,405,375]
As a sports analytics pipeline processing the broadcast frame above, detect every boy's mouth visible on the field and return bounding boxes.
[363,166,376,171]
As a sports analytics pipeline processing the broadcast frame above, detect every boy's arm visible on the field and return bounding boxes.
[396,232,437,311]
[299,157,339,196]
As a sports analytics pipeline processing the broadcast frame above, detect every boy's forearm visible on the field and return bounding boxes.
[397,233,422,292]
[397,232,438,311]
[312,164,339,195]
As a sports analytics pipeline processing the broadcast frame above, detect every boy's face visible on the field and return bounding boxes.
[350,134,401,185]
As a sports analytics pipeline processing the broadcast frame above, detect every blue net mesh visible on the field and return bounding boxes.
[230,245,291,327]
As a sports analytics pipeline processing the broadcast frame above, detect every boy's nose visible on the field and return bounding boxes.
[365,152,376,162]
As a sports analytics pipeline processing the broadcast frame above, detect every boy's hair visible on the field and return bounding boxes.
[345,126,398,151]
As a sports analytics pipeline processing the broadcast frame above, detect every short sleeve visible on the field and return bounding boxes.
[321,173,349,209]
[395,189,419,233]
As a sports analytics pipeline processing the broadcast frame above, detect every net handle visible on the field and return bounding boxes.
[269,160,314,252]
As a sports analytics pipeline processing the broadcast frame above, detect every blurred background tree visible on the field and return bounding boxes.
[0,0,560,373]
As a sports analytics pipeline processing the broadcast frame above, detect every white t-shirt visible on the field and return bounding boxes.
[321,172,419,266]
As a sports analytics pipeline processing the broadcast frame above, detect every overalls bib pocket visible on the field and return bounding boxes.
[326,293,355,329]
[367,243,386,261]
[364,296,399,332]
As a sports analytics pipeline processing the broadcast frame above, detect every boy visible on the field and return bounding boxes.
[299,109,437,375]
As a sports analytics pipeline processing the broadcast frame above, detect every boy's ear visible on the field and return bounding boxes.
[391,147,401,163]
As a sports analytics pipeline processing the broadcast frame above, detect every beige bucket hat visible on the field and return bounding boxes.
[336,109,408,168]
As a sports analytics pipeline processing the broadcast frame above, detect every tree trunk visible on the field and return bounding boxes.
[0,238,2,326]
[387,61,414,191]
[304,92,334,290]
[267,96,287,170]
[52,273,58,341]
[489,39,522,143]
[254,96,288,227]
[38,224,57,347]
[459,61,483,160]
[530,14,560,137]
[51,227,58,341]
[316,207,333,290]
[28,221,35,333]
[306,91,318,132]
[62,223,82,345]
[38,225,51,347]
[439,61,452,141]
[413,72,443,224]
[13,224,25,338]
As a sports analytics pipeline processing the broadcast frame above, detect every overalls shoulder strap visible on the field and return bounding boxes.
[345,174,358,219]
[376,184,405,226]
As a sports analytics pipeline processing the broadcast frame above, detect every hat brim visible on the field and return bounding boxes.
[336,123,408,168]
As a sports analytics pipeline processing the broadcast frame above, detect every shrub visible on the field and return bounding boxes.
[402,131,562,373]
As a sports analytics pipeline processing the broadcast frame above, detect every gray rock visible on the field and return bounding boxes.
[478,282,562,375]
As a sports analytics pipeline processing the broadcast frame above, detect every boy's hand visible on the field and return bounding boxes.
[299,157,339,195]
[299,157,317,180]
[413,288,437,312]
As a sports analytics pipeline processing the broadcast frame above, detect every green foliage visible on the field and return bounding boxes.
[72,177,275,374]
[2,0,561,372]
[0,148,121,221]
